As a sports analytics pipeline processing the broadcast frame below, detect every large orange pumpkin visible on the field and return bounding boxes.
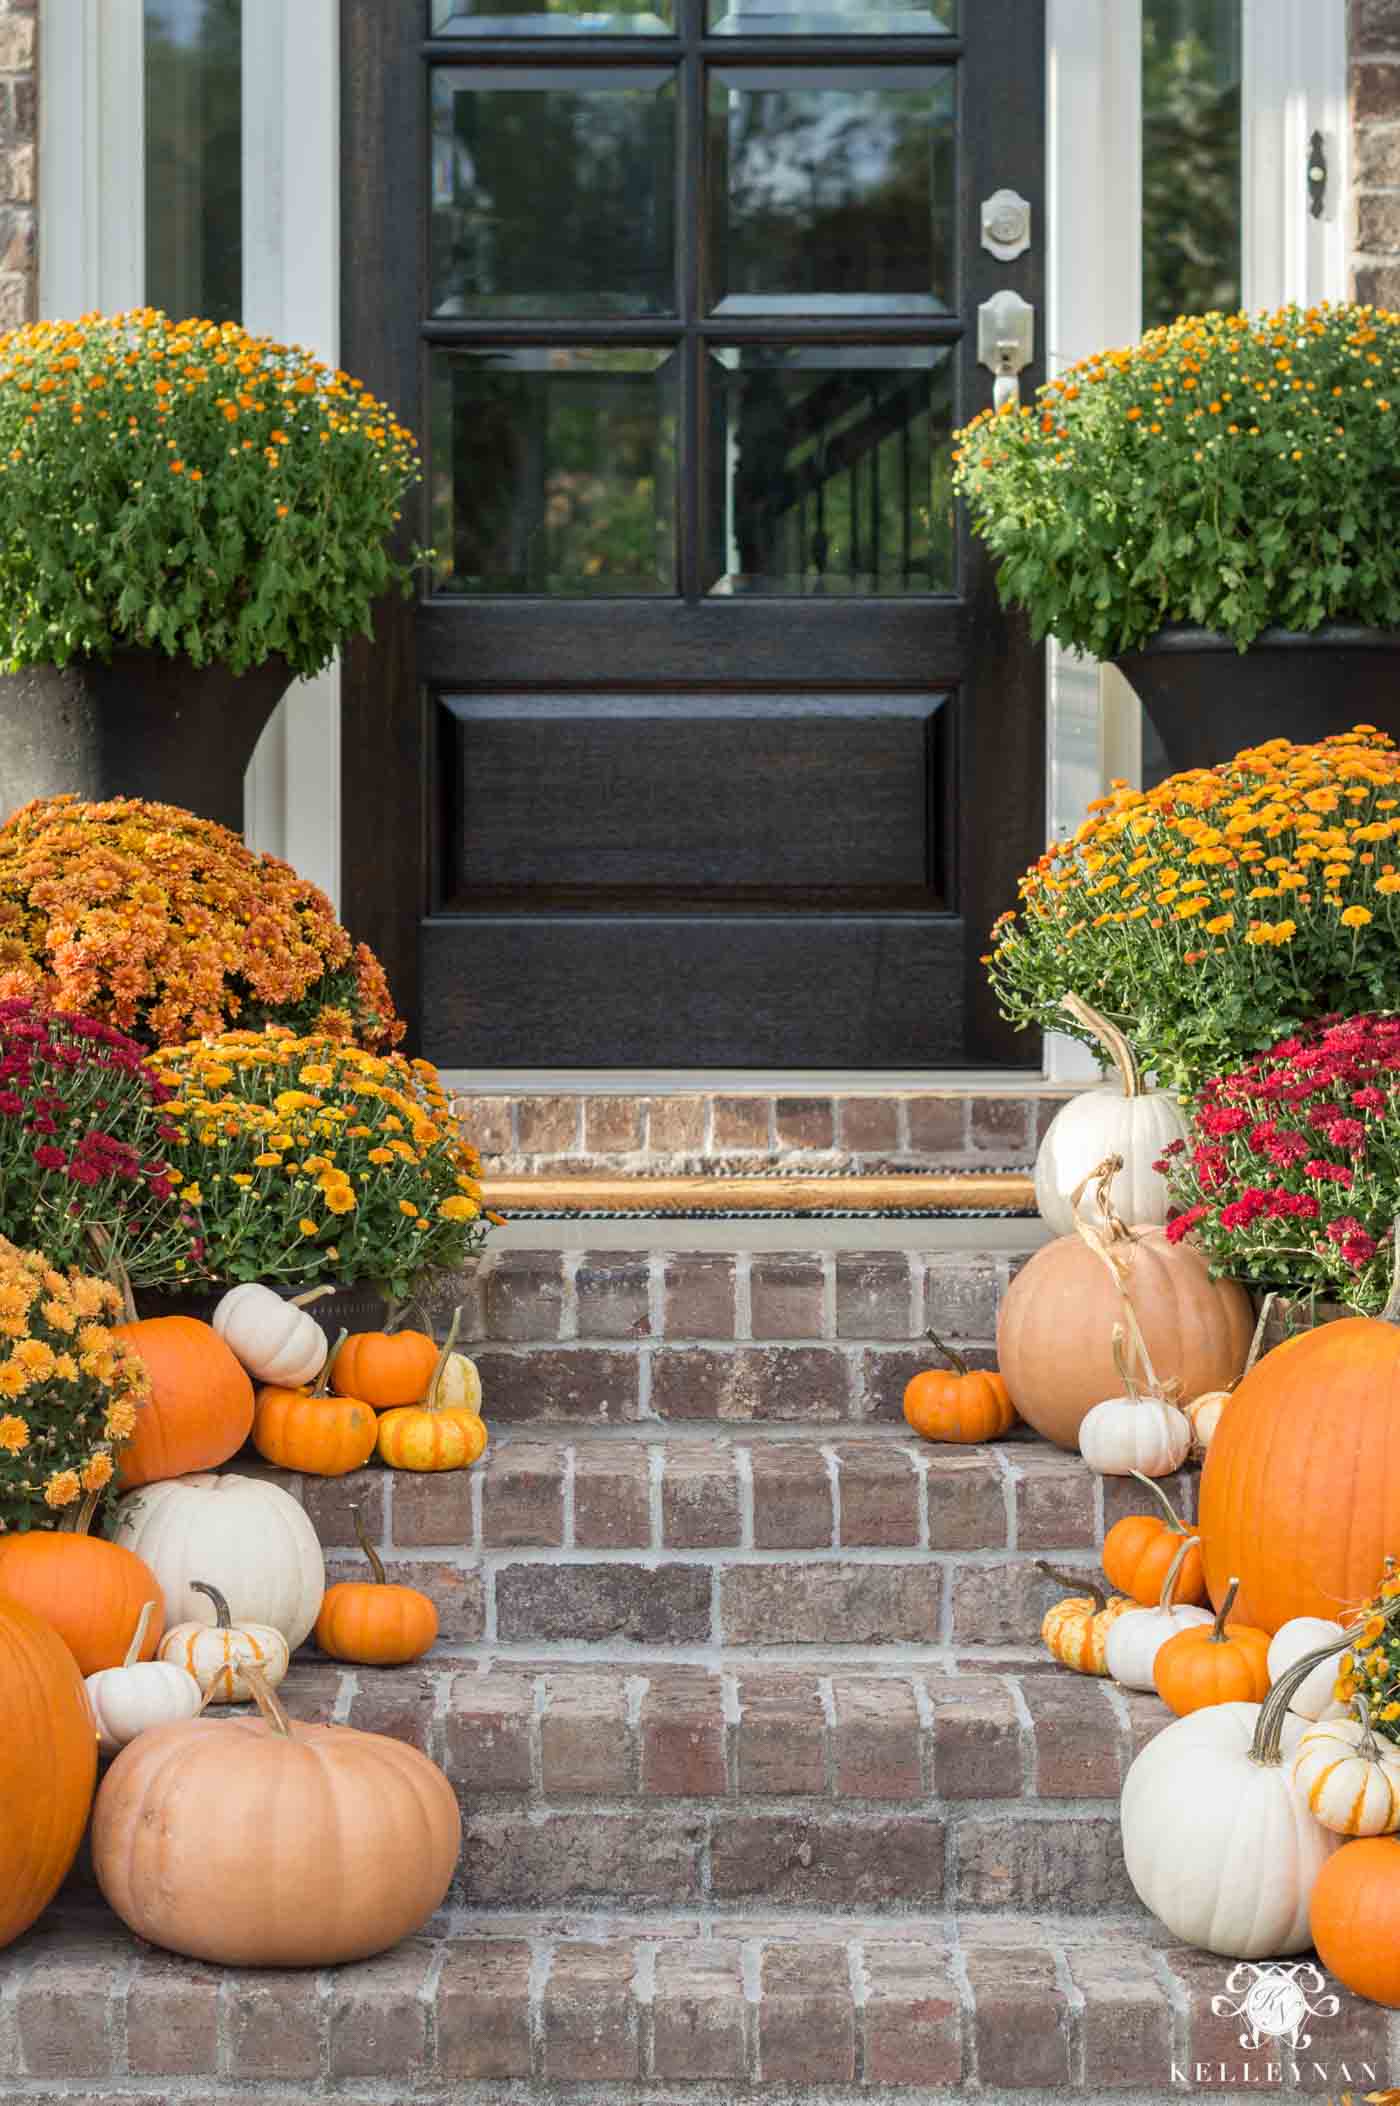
[997,1171,1253,1450]
[0,1590,98,1949]
[114,1315,255,1488]
[1310,1835,1400,2005]
[1199,1312,1400,1633]
[0,1517,163,1675]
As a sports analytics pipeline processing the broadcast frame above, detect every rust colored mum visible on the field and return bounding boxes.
[0,795,402,1051]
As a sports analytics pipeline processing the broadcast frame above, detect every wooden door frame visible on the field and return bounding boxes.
[340,0,1044,1066]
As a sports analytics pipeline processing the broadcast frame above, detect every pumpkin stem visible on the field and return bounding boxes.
[1241,1292,1278,1379]
[311,1332,347,1402]
[1034,1560,1106,1612]
[1382,1223,1400,1326]
[425,1306,464,1414]
[925,1328,969,1378]
[350,1502,387,1586]
[1156,1535,1194,1613]
[383,1297,403,1335]
[190,1579,232,1631]
[290,1285,336,1311]
[1069,1154,1134,1245]
[1060,992,1142,1099]
[1111,1323,1140,1403]
[122,1599,155,1670]
[241,1658,295,1739]
[1354,1691,1383,1760]
[86,1224,137,1325]
[1128,1469,1189,1534]
[1209,1576,1241,1642]
[65,1487,100,1537]
[1252,1631,1358,1767]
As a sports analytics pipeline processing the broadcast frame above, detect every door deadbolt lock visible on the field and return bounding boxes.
[977,289,1035,410]
[981,188,1031,261]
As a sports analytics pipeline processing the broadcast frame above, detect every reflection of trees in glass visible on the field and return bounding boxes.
[433,354,674,594]
[431,78,675,316]
[144,0,242,323]
[712,80,952,305]
[1141,0,1241,328]
[434,0,669,30]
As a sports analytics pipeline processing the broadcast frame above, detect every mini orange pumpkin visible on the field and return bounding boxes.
[252,1331,378,1477]
[1311,1835,1400,2005]
[903,1330,1017,1443]
[331,1308,440,1410]
[1102,1470,1206,1607]
[315,1505,438,1665]
[1153,1575,1272,1716]
[0,1492,163,1675]
[377,1311,489,1473]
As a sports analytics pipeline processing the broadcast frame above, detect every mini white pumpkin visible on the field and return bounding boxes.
[1105,1536,1214,1690]
[111,1471,325,1649]
[1120,1634,1350,1955]
[84,1601,203,1757]
[159,1579,291,1704]
[1292,1697,1400,1836]
[1077,1321,1190,1478]
[1268,1614,1348,1721]
[1035,994,1188,1234]
[212,1283,334,1386]
[1183,1295,1277,1458]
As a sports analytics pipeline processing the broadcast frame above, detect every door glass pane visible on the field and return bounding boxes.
[709,69,953,314]
[433,0,672,32]
[708,0,954,33]
[1141,0,1242,330]
[706,345,953,594]
[432,71,676,316]
[144,0,242,323]
[431,348,678,594]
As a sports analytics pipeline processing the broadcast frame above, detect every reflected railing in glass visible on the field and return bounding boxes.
[706,345,954,595]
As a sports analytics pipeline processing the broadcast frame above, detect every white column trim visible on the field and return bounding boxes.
[38,0,144,317]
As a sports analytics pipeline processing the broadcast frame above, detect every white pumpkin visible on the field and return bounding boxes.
[159,1578,291,1704]
[111,1471,325,1649]
[1105,1537,1214,1691]
[1035,994,1188,1234]
[84,1602,203,1757]
[1292,1700,1400,1836]
[212,1283,333,1386]
[1079,1393,1191,1477]
[1184,1296,1277,1459]
[1268,1615,1348,1722]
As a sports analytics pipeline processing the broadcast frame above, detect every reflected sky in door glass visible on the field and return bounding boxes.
[1141,0,1241,330]
[144,0,242,322]
[432,348,678,594]
[708,0,954,32]
[707,345,953,595]
[708,69,954,314]
[433,0,672,32]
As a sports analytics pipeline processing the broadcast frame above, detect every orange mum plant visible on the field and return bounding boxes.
[0,1236,150,1532]
[147,1029,494,1299]
[0,794,401,1050]
[988,728,1400,1092]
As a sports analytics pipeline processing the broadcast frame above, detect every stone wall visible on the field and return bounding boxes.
[0,0,34,327]
[1354,0,1400,301]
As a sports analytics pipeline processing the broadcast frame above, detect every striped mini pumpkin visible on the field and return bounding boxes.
[157,1580,290,1705]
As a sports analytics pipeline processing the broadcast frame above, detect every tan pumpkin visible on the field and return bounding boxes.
[1038,1561,1136,1675]
[91,1663,461,1966]
[998,1155,1254,1450]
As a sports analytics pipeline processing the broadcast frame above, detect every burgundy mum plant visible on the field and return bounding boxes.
[1162,1012,1400,1312]
[0,998,202,1286]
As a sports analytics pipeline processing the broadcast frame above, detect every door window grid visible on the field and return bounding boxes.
[423,0,963,600]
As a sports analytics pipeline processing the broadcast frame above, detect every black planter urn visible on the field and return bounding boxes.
[1113,625,1400,777]
[0,649,295,833]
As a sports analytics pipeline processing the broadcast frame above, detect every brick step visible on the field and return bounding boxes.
[6,1895,1391,2095]
[403,1246,1027,1425]
[263,1657,1164,1916]
[259,1437,1194,1656]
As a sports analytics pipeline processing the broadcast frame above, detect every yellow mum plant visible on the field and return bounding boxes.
[0,309,421,675]
[0,1236,150,1532]
[989,728,1400,1092]
[0,794,401,1050]
[147,1029,495,1298]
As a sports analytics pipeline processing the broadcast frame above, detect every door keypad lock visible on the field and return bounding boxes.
[977,289,1035,411]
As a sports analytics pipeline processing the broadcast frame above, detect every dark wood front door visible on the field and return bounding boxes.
[342,0,1044,1067]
